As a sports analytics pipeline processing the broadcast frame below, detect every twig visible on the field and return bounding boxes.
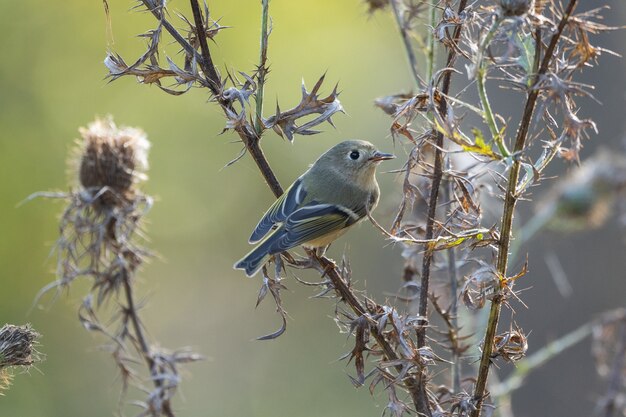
[189,0,221,92]
[139,1,201,65]
[122,271,175,417]
[426,0,437,84]
[187,0,283,197]
[470,2,579,416]
[443,161,461,394]
[254,0,270,136]
[390,0,423,87]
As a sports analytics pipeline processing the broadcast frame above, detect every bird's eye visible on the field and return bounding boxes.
[349,150,360,160]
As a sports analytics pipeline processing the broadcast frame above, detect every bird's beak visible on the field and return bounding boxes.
[369,151,396,162]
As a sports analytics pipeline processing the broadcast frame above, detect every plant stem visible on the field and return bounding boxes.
[414,1,469,414]
[476,17,510,157]
[426,0,437,84]
[189,0,221,93]
[122,271,175,417]
[470,2,579,416]
[443,162,461,394]
[255,0,270,136]
[188,0,283,197]
[390,0,422,87]
[140,1,202,66]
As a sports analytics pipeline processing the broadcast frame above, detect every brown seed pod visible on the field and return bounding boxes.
[77,117,149,207]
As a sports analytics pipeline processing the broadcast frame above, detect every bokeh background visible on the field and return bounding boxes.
[1,1,625,416]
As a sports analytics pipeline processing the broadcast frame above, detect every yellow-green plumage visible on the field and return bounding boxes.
[234,140,394,277]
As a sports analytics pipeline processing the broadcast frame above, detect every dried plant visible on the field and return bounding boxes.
[34,117,201,417]
[96,1,622,417]
[0,324,41,393]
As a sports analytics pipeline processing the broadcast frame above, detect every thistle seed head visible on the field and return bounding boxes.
[77,117,150,206]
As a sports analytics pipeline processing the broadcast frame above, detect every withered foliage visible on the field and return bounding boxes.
[92,1,621,417]
[0,324,41,393]
[36,118,201,417]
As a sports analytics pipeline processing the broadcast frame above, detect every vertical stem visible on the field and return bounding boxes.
[122,272,175,417]
[470,2,578,416]
[443,164,461,394]
[254,0,270,136]
[390,0,422,88]
[426,0,437,84]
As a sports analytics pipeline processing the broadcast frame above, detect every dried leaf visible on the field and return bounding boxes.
[264,74,343,141]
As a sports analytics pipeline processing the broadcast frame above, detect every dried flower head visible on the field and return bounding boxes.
[489,324,528,362]
[499,0,532,17]
[32,117,153,304]
[0,324,42,392]
[77,116,150,207]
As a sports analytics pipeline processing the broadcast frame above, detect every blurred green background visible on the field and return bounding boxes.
[1,1,625,416]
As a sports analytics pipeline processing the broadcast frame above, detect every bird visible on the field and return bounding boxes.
[234,140,395,277]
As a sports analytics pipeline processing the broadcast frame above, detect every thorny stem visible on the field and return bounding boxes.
[188,0,284,197]
[122,270,175,417]
[189,0,221,92]
[254,0,270,136]
[140,1,202,65]
[415,1,469,414]
[390,0,422,87]
[470,2,579,416]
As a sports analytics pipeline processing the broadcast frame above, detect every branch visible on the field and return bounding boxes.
[254,0,270,135]
[470,2,579,416]
[390,0,423,87]
[187,0,283,196]
[189,0,221,92]
[122,272,175,417]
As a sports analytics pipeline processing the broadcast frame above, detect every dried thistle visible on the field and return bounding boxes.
[36,117,153,302]
[490,324,528,363]
[0,324,41,393]
[77,117,149,206]
[34,117,200,417]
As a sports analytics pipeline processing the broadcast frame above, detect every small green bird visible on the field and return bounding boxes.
[234,140,395,276]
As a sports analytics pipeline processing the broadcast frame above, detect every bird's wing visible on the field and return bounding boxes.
[266,203,362,253]
[249,177,307,243]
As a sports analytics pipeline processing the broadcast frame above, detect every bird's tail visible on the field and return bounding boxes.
[233,238,274,277]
